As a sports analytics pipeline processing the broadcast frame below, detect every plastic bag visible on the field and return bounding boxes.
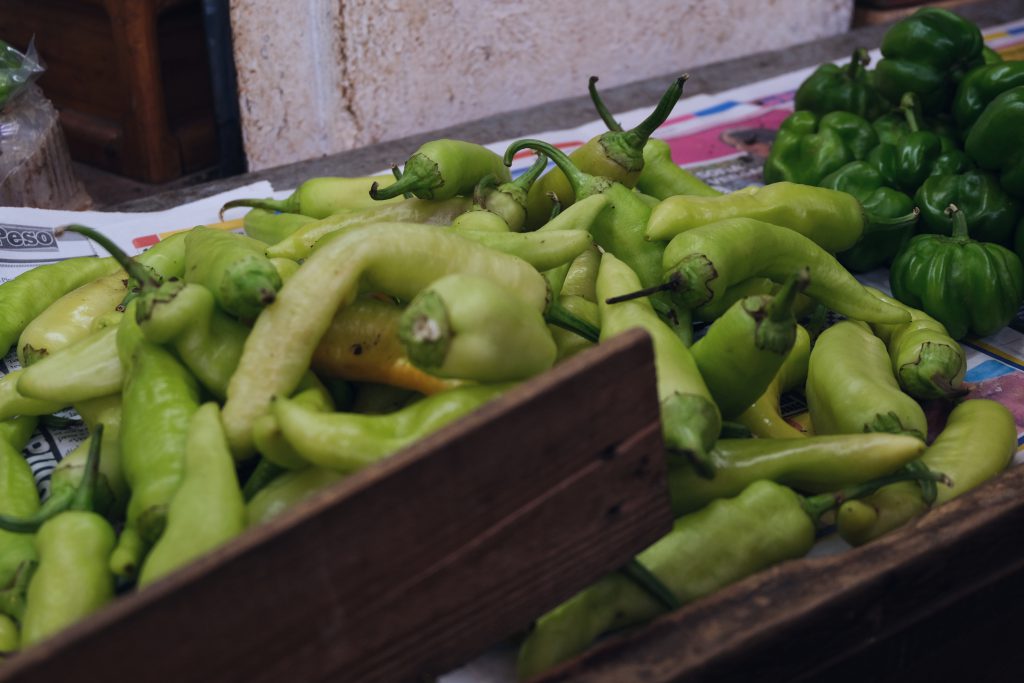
[0,38,45,111]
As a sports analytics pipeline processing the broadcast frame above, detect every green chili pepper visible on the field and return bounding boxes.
[448,228,593,273]
[223,222,550,457]
[20,427,115,647]
[242,208,316,245]
[867,287,966,400]
[586,76,720,199]
[183,226,282,320]
[517,469,943,679]
[399,274,557,382]
[253,380,337,470]
[0,370,64,421]
[504,138,692,344]
[246,467,346,527]
[273,384,510,472]
[55,395,127,516]
[15,326,122,404]
[874,7,985,113]
[838,398,1016,545]
[138,403,247,587]
[818,161,918,272]
[890,204,1024,340]
[0,256,118,357]
[953,62,1024,133]
[807,320,927,439]
[690,269,807,419]
[668,432,927,516]
[265,196,473,261]
[763,110,878,186]
[647,181,916,255]
[537,194,609,297]
[795,48,890,121]
[915,171,1020,247]
[524,76,688,226]
[965,86,1024,200]
[369,139,511,201]
[736,325,811,439]
[597,253,720,476]
[0,613,17,657]
[0,416,40,621]
[635,218,911,324]
[222,175,400,218]
[450,153,548,232]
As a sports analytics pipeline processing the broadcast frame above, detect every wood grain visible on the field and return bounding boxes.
[0,328,671,683]
[532,459,1024,683]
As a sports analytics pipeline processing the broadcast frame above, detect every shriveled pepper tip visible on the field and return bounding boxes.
[368,181,380,199]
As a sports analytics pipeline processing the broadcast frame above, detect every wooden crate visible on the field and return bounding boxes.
[0,330,672,683]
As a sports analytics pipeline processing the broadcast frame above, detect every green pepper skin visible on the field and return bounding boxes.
[451,152,548,233]
[0,417,40,617]
[19,511,115,647]
[242,208,316,245]
[223,175,399,218]
[890,206,1024,340]
[794,48,890,121]
[516,480,817,680]
[598,253,720,471]
[0,256,118,356]
[668,433,926,516]
[819,161,917,272]
[247,467,346,527]
[874,7,985,113]
[646,182,867,254]
[914,171,1020,247]
[867,288,966,400]
[15,326,121,404]
[0,370,64,421]
[736,325,811,439]
[274,384,510,472]
[399,274,556,382]
[807,320,927,439]
[965,86,1024,200]
[838,398,1016,546]
[253,382,335,470]
[763,110,878,186]
[0,613,17,657]
[184,227,283,320]
[371,139,511,202]
[636,139,721,199]
[953,62,1024,133]
[138,403,247,587]
[660,219,911,324]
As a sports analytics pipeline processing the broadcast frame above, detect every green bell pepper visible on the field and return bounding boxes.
[794,48,889,121]
[763,110,877,186]
[819,161,917,272]
[953,62,1024,133]
[915,171,1021,247]
[890,204,1024,340]
[874,7,985,113]
[965,86,1024,200]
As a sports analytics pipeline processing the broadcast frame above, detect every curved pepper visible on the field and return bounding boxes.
[221,175,399,219]
[247,467,346,527]
[399,274,556,382]
[223,222,549,457]
[838,398,1015,546]
[735,325,811,439]
[242,208,315,245]
[253,379,336,470]
[370,139,511,201]
[874,7,985,113]
[794,48,890,121]
[964,85,1024,200]
[807,320,927,439]
[763,110,878,186]
[16,326,122,404]
[890,204,1024,340]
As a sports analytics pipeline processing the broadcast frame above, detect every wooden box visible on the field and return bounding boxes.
[0,330,673,683]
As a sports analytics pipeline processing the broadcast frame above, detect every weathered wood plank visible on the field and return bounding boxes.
[0,328,671,683]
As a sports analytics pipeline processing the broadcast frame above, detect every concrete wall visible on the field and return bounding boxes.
[230,0,854,171]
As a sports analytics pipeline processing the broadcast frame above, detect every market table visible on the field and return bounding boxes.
[12,0,1024,681]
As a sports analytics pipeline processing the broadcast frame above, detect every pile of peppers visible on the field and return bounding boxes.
[0,10,1018,678]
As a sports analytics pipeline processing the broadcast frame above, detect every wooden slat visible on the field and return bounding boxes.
[533,460,1024,683]
[0,328,671,683]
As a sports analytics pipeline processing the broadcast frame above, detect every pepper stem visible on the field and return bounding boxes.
[545,302,599,342]
[620,558,681,612]
[900,92,922,133]
[766,268,810,324]
[863,206,920,233]
[370,170,422,201]
[219,197,290,220]
[800,464,951,521]
[622,75,689,151]
[503,139,599,200]
[547,192,563,220]
[70,423,103,513]
[588,76,623,132]
[391,164,414,199]
[846,47,870,77]
[945,203,970,240]
[510,152,549,192]
[603,273,682,305]
[58,225,157,288]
